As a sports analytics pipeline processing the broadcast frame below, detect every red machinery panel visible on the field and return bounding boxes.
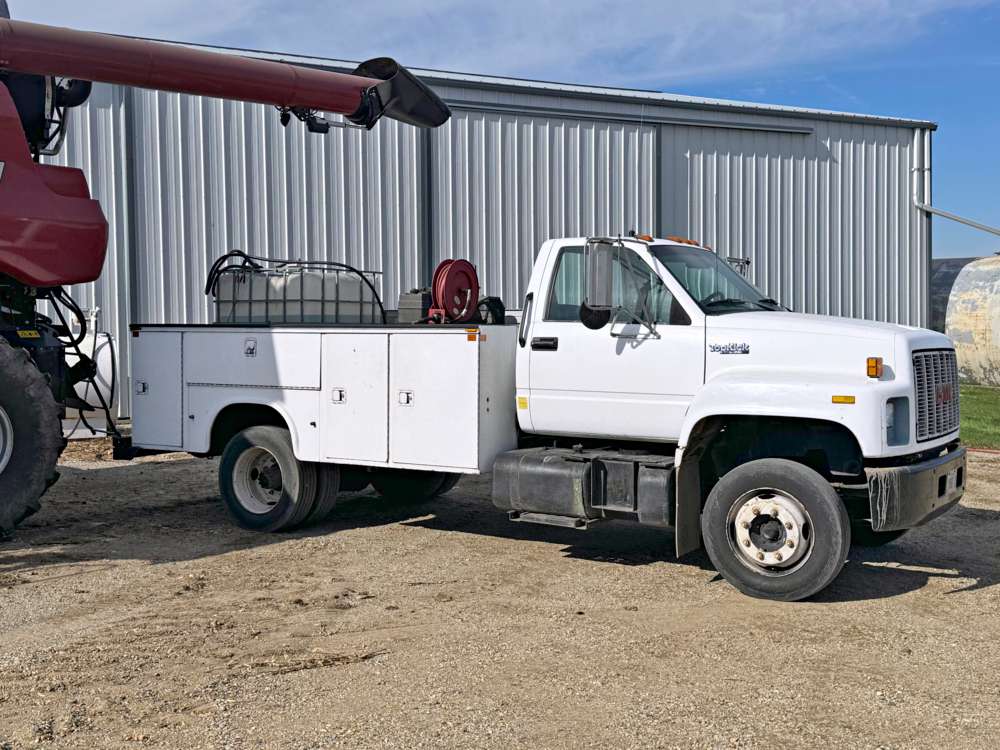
[0,86,108,286]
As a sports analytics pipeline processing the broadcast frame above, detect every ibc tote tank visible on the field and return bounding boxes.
[945,255,1000,386]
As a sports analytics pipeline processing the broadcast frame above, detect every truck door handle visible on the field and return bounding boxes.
[531,337,559,351]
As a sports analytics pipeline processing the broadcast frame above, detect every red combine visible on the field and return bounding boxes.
[0,14,450,534]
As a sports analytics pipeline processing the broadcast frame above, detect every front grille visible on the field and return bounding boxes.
[913,349,960,442]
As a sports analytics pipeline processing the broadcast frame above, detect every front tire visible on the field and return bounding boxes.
[219,426,317,532]
[701,459,851,602]
[0,339,63,536]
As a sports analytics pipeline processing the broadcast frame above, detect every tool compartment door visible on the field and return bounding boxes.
[389,332,479,470]
[320,333,389,463]
[131,330,183,448]
[184,331,321,389]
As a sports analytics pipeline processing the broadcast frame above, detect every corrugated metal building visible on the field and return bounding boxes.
[46,44,937,417]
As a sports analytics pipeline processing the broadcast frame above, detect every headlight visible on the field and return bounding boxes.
[886,397,910,446]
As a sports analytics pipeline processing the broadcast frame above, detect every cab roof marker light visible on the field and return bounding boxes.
[867,357,884,379]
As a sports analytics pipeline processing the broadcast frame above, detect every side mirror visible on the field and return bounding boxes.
[579,241,615,330]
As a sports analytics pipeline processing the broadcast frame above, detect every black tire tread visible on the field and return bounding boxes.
[701,458,851,602]
[303,463,341,526]
[219,426,317,532]
[0,338,63,535]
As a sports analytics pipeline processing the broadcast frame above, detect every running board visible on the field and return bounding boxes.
[507,511,599,530]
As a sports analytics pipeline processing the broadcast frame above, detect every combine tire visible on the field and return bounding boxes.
[0,338,63,536]
[219,426,317,532]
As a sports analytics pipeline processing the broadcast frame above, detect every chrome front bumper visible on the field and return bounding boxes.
[866,446,966,532]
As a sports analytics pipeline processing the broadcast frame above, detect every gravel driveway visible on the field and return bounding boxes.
[1,444,998,749]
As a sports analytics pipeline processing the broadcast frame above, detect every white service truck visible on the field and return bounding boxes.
[130,236,966,601]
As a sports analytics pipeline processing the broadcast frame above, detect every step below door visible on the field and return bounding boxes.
[320,333,389,463]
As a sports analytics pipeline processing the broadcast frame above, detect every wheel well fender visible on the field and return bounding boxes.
[674,414,864,558]
[207,403,290,457]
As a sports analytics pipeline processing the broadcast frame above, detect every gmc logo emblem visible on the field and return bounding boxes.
[936,383,954,405]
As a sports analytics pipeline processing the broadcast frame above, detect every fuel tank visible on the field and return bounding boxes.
[945,255,1000,386]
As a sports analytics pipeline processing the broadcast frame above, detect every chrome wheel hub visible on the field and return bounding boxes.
[730,489,812,573]
[0,406,13,476]
[232,447,283,514]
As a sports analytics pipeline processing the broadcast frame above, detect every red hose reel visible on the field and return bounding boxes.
[429,259,480,323]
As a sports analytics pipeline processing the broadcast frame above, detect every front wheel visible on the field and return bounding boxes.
[701,459,851,602]
[219,426,318,532]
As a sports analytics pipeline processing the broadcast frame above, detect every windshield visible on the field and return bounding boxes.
[648,244,784,315]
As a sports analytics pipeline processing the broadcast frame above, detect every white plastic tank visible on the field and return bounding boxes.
[945,255,1000,386]
[63,309,118,437]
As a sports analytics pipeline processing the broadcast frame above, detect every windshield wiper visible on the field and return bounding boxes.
[703,297,757,308]
[756,297,785,311]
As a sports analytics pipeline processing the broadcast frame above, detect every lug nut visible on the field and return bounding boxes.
[741,521,750,529]
[786,540,795,549]
[743,539,751,547]
[752,507,761,516]
[756,552,765,561]
[785,522,793,530]
[775,552,783,562]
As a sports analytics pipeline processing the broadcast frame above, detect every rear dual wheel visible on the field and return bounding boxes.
[370,469,461,502]
[220,427,460,532]
[219,426,321,532]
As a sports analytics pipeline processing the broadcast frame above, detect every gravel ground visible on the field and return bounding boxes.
[1,444,999,749]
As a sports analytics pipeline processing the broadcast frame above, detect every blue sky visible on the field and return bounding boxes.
[16,1,1000,257]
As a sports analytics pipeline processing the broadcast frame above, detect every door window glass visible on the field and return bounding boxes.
[545,245,685,324]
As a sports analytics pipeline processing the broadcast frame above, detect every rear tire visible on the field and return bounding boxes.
[0,338,63,536]
[370,469,456,502]
[701,458,851,602]
[219,426,317,532]
[339,468,372,493]
[303,463,341,526]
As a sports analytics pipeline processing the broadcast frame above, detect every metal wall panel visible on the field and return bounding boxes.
[43,84,132,417]
[129,88,424,328]
[660,121,930,326]
[431,110,657,304]
[45,71,931,418]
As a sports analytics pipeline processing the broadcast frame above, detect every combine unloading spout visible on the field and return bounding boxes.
[0,18,451,288]
[0,19,450,129]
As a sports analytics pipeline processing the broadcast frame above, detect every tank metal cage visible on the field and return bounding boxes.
[206,252,387,325]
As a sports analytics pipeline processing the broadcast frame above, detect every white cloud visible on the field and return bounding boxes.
[11,0,992,86]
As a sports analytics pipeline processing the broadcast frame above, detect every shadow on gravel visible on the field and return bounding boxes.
[2,459,999,603]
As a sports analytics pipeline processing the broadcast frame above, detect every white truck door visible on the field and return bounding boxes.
[526,244,704,442]
[320,333,389,463]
